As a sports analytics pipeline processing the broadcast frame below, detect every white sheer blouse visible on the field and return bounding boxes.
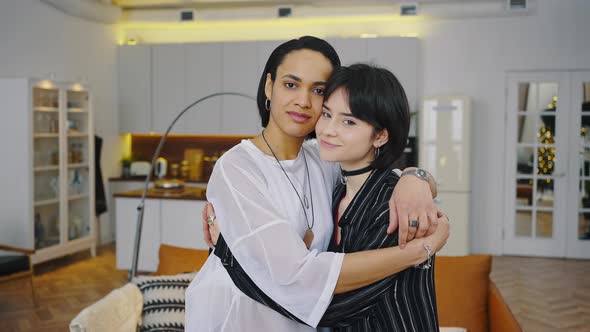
[185,139,344,331]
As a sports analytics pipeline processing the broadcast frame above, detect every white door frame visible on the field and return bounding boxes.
[566,71,590,259]
[503,71,570,257]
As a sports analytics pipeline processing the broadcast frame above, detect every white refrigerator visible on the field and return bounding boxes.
[419,96,471,255]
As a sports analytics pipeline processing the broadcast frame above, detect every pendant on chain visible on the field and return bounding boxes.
[303,229,314,249]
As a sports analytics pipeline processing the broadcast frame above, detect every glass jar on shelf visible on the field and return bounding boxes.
[70,169,85,195]
[180,160,190,179]
[49,176,59,198]
[51,150,59,165]
[169,163,179,178]
[76,144,84,163]
[49,118,59,133]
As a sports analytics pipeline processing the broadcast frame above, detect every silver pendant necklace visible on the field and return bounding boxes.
[302,162,310,209]
[261,131,315,247]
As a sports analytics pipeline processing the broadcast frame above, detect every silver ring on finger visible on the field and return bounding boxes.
[410,219,419,228]
[207,215,216,226]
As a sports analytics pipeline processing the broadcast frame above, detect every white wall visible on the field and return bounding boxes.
[0,0,120,244]
[421,0,590,254]
[117,0,590,254]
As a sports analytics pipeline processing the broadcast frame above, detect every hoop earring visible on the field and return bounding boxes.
[374,146,380,158]
[265,98,271,111]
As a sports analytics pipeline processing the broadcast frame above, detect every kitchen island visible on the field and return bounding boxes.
[114,185,209,273]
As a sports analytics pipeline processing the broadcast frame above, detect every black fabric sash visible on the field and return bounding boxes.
[213,235,308,326]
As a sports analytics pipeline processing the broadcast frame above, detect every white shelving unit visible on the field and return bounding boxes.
[0,78,95,264]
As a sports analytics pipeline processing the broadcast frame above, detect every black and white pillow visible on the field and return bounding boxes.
[132,272,196,332]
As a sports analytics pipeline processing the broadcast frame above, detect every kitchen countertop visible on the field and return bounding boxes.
[109,176,209,184]
[113,186,207,201]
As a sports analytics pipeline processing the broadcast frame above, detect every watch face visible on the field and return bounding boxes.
[417,169,427,178]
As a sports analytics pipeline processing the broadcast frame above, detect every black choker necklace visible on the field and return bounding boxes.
[341,165,373,177]
[340,165,373,185]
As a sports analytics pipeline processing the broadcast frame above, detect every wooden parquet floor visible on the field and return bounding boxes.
[0,245,588,331]
[0,245,127,332]
[491,256,590,332]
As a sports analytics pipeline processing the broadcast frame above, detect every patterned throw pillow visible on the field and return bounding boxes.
[132,273,196,332]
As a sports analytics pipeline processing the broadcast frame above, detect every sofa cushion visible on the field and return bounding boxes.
[133,273,196,332]
[435,255,492,332]
[440,328,467,332]
[69,283,143,332]
[156,244,209,275]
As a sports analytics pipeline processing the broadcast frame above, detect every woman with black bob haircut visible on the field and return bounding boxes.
[316,64,441,330]
[186,36,448,332]
[322,63,411,170]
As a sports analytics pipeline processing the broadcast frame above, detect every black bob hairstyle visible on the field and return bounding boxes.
[257,36,341,128]
[323,63,411,170]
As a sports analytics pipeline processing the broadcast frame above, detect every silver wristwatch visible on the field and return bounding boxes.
[401,168,430,182]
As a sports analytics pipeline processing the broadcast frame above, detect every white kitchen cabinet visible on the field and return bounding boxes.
[221,42,260,135]
[118,45,152,133]
[253,40,285,130]
[115,197,208,272]
[116,37,418,135]
[160,200,206,250]
[257,40,284,74]
[184,43,223,134]
[327,38,368,66]
[105,180,145,244]
[367,38,419,112]
[152,44,186,134]
[0,78,96,264]
[115,198,160,272]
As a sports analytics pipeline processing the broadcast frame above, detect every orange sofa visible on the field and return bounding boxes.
[72,245,520,332]
[158,245,521,332]
[434,255,522,332]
